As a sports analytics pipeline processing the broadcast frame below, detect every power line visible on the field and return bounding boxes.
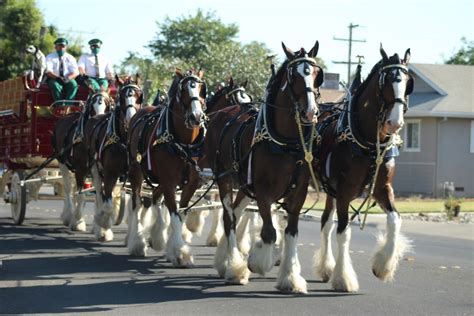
[333,23,366,84]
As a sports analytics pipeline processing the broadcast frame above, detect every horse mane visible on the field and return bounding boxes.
[206,85,231,112]
[265,49,309,104]
[352,53,403,100]
[265,59,289,104]
[167,75,181,99]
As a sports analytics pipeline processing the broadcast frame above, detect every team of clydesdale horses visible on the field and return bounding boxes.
[52,42,414,294]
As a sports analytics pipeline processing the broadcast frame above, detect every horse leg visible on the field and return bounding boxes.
[314,196,336,282]
[126,163,148,256]
[275,188,308,294]
[59,163,74,226]
[331,197,359,292]
[149,189,170,252]
[372,164,411,282]
[273,211,286,266]
[247,199,277,275]
[90,164,105,238]
[96,172,120,242]
[234,190,253,255]
[164,186,194,267]
[184,171,208,236]
[179,177,201,243]
[206,206,223,247]
[69,170,87,232]
[214,180,250,284]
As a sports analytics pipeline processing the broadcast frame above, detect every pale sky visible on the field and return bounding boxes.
[37,0,473,81]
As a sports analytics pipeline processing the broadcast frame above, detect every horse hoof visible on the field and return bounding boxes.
[225,277,249,285]
[206,236,219,247]
[70,220,86,232]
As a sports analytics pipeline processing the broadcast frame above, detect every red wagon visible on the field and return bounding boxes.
[0,75,117,224]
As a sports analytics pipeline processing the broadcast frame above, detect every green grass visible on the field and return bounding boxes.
[303,196,474,214]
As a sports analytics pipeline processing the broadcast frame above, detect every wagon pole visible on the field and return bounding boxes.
[20,141,76,185]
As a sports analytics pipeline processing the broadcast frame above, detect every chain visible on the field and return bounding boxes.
[294,111,320,206]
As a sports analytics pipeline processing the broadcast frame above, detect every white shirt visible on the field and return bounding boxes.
[45,52,79,77]
[78,53,114,78]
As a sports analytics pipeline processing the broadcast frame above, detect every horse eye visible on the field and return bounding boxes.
[190,81,196,88]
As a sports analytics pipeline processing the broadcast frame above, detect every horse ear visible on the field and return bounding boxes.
[115,74,123,86]
[175,68,183,77]
[229,76,234,87]
[308,40,319,58]
[380,43,389,63]
[282,42,295,60]
[403,48,411,64]
[241,79,248,88]
[135,73,141,84]
[197,69,204,79]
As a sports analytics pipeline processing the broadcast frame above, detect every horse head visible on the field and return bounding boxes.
[206,77,253,114]
[87,89,113,116]
[116,73,143,127]
[378,44,414,135]
[174,68,207,129]
[280,41,324,123]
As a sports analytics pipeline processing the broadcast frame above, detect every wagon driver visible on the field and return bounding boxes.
[78,39,114,92]
[45,37,79,102]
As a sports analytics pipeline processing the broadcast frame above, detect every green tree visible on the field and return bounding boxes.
[445,37,474,65]
[192,41,274,98]
[0,0,45,80]
[0,0,83,81]
[148,9,238,60]
[123,10,327,103]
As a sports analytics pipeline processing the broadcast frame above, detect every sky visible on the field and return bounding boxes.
[37,0,473,82]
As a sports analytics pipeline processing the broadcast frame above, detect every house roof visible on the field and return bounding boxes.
[407,63,474,118]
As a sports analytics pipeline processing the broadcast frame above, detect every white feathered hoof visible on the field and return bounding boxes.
[276,273,308,294]
[181,225,193,244]
[127,231,148,257]
[331,269,359,292]
[185,210,208,235]
[313,248,335,282]
[149,225,168,252]
[372,233,411,282]
[61,209,72,226]
[166,244,194,268]
[214,236,228,278]
[207,230,223,247]
[247,241,276,276]
[224,255,250,285]
[70,218,86,232]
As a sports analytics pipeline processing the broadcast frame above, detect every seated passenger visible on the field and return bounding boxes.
[45,37,79,102]
[78,39,114,92]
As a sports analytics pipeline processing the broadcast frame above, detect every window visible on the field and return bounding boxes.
[471,121,474,153]
[404,119,421,152]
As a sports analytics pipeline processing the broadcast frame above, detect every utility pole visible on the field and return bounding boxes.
[333,23,366,84]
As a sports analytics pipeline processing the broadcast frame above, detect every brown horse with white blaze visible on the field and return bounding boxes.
[184,77,254,246]
[204,42,323,292]
[126,69,207,265]
[52,89,113,232]
[85,75,143,241]
[313,45,414,292]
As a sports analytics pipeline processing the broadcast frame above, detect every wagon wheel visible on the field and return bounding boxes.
[114,188,127,226]
[10,171,27,225]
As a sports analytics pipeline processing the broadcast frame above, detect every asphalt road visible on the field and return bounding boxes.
[0,195,473,315]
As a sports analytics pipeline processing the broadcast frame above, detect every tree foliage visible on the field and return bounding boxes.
[148,9,238,60]
[445,37,474,65]
[0,0,83,81]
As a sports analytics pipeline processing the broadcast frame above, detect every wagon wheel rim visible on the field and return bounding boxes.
[114,189,127,226]
[10,171,27,225]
